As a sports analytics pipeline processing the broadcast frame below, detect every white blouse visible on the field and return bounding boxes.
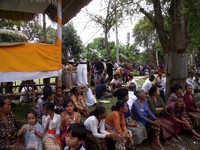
[84,116,110,138]
[42,113,61,138]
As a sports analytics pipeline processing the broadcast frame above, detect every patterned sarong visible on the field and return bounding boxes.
[44,137,61,150]
[85,131,108,150]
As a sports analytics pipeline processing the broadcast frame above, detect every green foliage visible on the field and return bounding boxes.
[22,21,43,42]
[89,0,137,58]
[84,36,144,65]
[133,18,157,48]
[46,26,56,44]
[0,20,27,42]
[185,0,200,62]
[132,17,165,64]
[84,37,115,61]
[0,19,22,30]
[0,32,23,42]
[62,22,83,60]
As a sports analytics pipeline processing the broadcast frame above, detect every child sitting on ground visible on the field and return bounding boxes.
[42,102,61,150]
[110,73,123,93]
[70,86,90,117]
[64,123,87,150]
[61,99,81,147]
[17,110,44,150]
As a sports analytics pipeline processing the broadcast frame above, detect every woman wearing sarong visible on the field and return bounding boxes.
[105,101,133,150]
[84,106,116,150]
[164,96,200,141]
[147,85,165,117]
[184,84,200,127]
[131,90,163,149]
[167,84,184,104]
[115,88,147,145]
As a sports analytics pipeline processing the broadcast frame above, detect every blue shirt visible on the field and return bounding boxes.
[131,99,157,126]
[95,84,107,99]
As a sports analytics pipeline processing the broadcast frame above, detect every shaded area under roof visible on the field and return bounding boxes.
[0,0,92,24]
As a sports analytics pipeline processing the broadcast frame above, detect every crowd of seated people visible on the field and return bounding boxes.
[3,59,200,150]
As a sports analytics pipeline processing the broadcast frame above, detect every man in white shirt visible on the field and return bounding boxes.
[127,83,137,110]
[76,58,97,106]
[127,74,139,91]
[142,75,155,93]
[76,59,88,86]
[186,72,195,93]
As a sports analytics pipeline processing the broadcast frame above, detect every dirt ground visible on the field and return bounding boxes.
[136,130,200,150]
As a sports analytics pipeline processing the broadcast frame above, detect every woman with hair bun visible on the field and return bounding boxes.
[105,100,133,150]
[84,106,115,150]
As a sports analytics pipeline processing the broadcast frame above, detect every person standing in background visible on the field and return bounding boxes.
[93,58,104,85]
[106,59,114,83]
[77,58,88,86]
[76,58,97,107]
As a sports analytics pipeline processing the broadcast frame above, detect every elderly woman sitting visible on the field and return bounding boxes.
[131,90,163,149]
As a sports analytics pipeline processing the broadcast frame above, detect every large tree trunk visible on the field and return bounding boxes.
[165,52,188,99]
[141,0,188,100]
[165,0,187,99]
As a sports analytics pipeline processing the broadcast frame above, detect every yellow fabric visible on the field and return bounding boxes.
[0,43,61,72]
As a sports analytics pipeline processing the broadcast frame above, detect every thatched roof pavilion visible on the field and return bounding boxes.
[0,0,93,83]
[0,0,92,24]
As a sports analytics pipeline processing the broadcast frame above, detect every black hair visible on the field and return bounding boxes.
[185,84,192,89]
[149,75,155,81]
[26,109,38,119]
[43,85,52,93]
[111,100,126,111]
[89,106,106,117]
[100,78,105,84]
[148,85,158,96]
[170,84,182,93]
[56,87,63,91]
[114,74,120,78]
[128,83,136,92]
[128,74,133,79]
[114,88,128,101]
[63,99,74,108]
[70,86,79,94]
[0,96,7,107]
[67,123,87,141]
[43,86,53,100]
[45,102,55,112]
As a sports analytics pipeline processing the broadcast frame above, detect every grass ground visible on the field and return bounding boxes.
[11,76,200,149]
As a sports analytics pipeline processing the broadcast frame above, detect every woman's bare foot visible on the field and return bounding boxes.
[174,135,183,141]
[163,139,170,146]
[171,136,178,143]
